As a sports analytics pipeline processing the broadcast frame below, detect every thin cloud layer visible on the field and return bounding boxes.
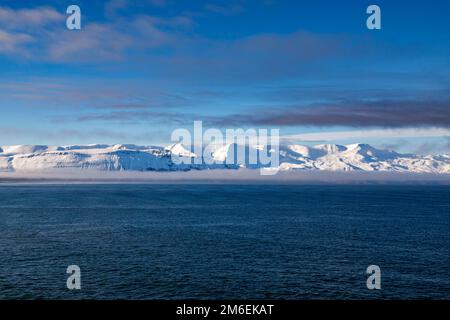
[0,4,359,71]
[0,4,190,62]
[206,100,450,128]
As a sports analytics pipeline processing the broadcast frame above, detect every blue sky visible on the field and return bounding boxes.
[0,0,449,154]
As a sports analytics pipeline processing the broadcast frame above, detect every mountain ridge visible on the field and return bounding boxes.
[1,143,449,174]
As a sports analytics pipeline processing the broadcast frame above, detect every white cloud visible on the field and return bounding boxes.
[0,5,188,62]
[0,30,34,55]
[0,6,64,29]
[283,128,450,142]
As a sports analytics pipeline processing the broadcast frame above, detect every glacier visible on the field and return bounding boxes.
[0,143,449,174]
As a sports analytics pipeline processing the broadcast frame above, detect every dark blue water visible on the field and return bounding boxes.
[0,184,449,299]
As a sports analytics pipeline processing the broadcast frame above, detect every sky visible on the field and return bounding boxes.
[0,0,449,154]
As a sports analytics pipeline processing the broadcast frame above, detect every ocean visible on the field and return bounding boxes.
[0,184,449,299]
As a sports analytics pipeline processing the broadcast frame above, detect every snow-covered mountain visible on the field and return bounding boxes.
[1,143,449,174]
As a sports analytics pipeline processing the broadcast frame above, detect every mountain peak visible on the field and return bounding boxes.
[346,143,372,150]
[165,143,196,158]
[314,144,347,154]
[343,143,400,162]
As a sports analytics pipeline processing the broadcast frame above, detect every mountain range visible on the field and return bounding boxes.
[1,143,449,174]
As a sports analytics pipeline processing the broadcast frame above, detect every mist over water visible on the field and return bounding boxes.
[2,169,450,184]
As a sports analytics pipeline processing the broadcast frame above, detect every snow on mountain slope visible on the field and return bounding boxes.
[165,143,196,158]
[343,143,401,161]
[211,143,276,169]
[285,145,326,159]
[0,155,12,172]
[62,144,110,151]
[11,150,172,172]
[0,145,63,155]
[10,146,177,172]
[314,144,347,154]
[275,143,450,173]
[0,143,449,174]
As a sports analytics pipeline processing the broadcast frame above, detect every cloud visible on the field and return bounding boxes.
[47,13,191,62]
[0,5,190,62]
[95,103,149,110]
[152,31,352,82]
[1,3,448,143]
[47,23,138,62]
[205,99,450,128]
[0,127,124,140]
[0,6,64,29]
[0,127,166,145]
[283,128,450,142]
[0,78,194,111]
[105,0,129,17]
[204,3,245,15]
[61,110,193,125]
[0,3,356,78]
[0,30,34,55]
